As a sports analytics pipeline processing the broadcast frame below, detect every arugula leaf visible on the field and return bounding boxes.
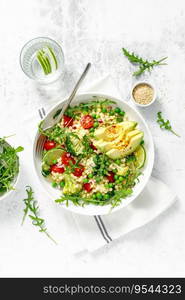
[21,186,57,244]
[157,112,180,137]
[122,48,167,76]
[0,138,23,193]
[39,122,67,144]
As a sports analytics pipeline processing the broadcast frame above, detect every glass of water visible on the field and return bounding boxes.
[20,37,65,84]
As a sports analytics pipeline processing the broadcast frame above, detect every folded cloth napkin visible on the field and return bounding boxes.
[25,74,176,252]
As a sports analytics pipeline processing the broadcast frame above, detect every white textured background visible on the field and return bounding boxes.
[0,0,185,277]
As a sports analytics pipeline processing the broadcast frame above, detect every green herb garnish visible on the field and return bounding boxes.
[0,137,23,194]
[157,112,180,137]
[36,46,58,76]
[55,187,133,207]
[122,48,167,76]
[22,186,57,244]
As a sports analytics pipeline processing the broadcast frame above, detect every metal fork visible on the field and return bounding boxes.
[35,63,91,157]
[41,62,91,131]
[36,108,47,158]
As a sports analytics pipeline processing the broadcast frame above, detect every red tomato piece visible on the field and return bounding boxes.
[43,140,56,151]
[61,152,76,166]
[80,115,94,129]
[63,115,74,127]
[50,164,65,173]
[106,171,115,183]
[73,165,85,177]
[90,142,97,150]
[83,182,92,192]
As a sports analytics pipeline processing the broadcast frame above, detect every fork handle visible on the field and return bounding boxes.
[60,63,91,117]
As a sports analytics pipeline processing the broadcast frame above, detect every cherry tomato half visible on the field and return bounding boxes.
[43,140,56,151]
[63,115,74,127]
[73,165,84,177]
[50,164,65,173]
[61,152,76,166]
[80,115,94,129]
[83,182,92,192]
[106,171,115,183]
[90,142,97,151]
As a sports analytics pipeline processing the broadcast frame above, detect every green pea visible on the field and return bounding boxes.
[92,114,97,119]
[119,111,125,116]
[108,183,113,188]
[115,159,121,165]
[114,107,121,113]
[119,176,124,182]
[52,182,57,188]
[101,108,107,113]
[93,122,99,128]
[88,173,93,179]
[109,110,114,116]
[114,175,119,180]
[104,194,109,200]
[53,159,57,164]
[83,178,89,183]
[116,117,123,123]
[89,128,95,133]
[97,192,102,199]
[60,181,65,188]
[92,194,96,199]
[96,177,101,183]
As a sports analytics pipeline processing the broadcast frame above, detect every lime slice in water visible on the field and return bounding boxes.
[134,145,146,169]
[43,148,64,165]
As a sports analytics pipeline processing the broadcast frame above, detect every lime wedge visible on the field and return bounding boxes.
[43,148,64,165]
[134,145,146,169]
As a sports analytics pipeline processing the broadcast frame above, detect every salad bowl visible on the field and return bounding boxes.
[0,140,21,202]
[33,93,154,216]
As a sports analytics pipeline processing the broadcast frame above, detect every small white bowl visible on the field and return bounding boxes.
[131,81,156,107]
[0,141,20,202]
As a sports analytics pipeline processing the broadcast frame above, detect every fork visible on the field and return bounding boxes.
[35,63,91,157]
[41,62,91,131]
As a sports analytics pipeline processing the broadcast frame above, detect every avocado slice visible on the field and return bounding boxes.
[65,133,83,156]
[126,129,142,140]
[94,121,138,152]
[117,166,129,176]
[94,121,137,141]
[106,132,144,159]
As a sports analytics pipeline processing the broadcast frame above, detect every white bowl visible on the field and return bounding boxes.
[131,81,156,107]
[33,93,154,216]
[0,141,20,202]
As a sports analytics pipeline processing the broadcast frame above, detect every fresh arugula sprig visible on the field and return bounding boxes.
[157,112,180,137]
[122,48,167,76]
[55,188,133,207]
[22,186,57,244]
[0,137,24,193]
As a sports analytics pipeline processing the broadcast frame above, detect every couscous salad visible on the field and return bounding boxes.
[39,98,146,208]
